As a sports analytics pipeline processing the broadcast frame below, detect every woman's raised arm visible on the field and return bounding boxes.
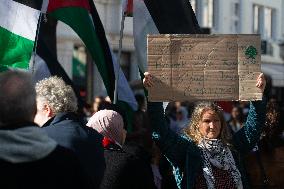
[232,73,267,153]
[144,72,200,168]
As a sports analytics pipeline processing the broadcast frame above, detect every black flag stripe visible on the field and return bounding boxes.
[13,0,43,10]
[144,0,201,34]
[88,0,115,100]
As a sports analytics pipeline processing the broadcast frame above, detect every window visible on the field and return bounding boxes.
[234,3,239,16]
[232,2,240,33]
[271,9,277,39]
[253,4,275,39]
[193,0,217,30]
[253,5,260,34]
[264,8,272,38]
[203,0,214,28]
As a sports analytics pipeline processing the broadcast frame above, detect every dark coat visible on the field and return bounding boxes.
[148,100,267,189]
[100,142,156,189]
[43,112,105,188]
[0,144,92,189]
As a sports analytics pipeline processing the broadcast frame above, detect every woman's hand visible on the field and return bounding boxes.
[143,72,154,89]
[256,73,266,93]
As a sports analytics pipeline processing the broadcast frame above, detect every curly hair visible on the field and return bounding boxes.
[35,76,78,114]
[184,102,231,144]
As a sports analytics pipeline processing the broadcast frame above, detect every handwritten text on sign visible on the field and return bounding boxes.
[147,34,262,101]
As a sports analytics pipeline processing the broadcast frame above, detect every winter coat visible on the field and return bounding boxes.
[148,100,266,189]
[100,142,156,189]
[0,123,92,189]
[43,112,105,188]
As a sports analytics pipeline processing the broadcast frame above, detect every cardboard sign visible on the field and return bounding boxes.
[147,34,262,101]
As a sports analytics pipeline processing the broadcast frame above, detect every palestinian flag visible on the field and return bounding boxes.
[133,0,201,73]
[47,0,137,128]
[0,0,44,71]
[123,0,133,17]
[133,0,159,73]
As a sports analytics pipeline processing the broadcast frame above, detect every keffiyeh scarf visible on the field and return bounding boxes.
[198,138,243,189]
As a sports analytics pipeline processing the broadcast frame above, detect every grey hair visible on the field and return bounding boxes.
[35,76,78,114]
[0,70,36,126]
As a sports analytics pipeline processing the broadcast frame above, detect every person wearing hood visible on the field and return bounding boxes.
[0,70,91,189]
[87,108,156,189]
[174,106,190,134]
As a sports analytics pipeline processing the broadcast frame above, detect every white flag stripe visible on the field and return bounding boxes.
[0,0,40,41]
[133,0,159,73]
[112,53,138,111]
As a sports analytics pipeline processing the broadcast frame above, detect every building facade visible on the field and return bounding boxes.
[191,0,284,99]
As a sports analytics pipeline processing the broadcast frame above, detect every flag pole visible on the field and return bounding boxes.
[31,13,44,74]
[113,9,126,104]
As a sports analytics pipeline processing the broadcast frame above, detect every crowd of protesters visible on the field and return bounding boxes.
[1,70,284,189]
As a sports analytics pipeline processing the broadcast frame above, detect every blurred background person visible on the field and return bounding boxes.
[87,108,156,189]
[127,94,152,153]
[93,96,105,114]
[245,97,283,188]
[228,106,245,133]
[127,94,162,189]
[174,106,190,134]
[105,96,112,103]
[239,101,250,118]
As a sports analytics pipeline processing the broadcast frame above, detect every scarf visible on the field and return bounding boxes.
[0,126,57,163]
[198,138,243,189]
[87,110,124,146]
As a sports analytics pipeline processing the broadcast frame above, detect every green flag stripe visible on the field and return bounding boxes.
[50,7,113,97]
[0,26,34,69]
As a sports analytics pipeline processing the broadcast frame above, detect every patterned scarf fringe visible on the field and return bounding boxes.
[198,138,243,189]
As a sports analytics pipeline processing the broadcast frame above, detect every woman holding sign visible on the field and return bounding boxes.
[143,72,266,189]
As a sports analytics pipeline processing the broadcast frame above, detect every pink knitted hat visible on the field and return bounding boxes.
[87,110,124,146]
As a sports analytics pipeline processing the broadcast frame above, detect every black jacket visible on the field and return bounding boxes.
[43,112,105,188]
[0,146,92,189]
[0,123,92,189]
[100,142,156,189]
